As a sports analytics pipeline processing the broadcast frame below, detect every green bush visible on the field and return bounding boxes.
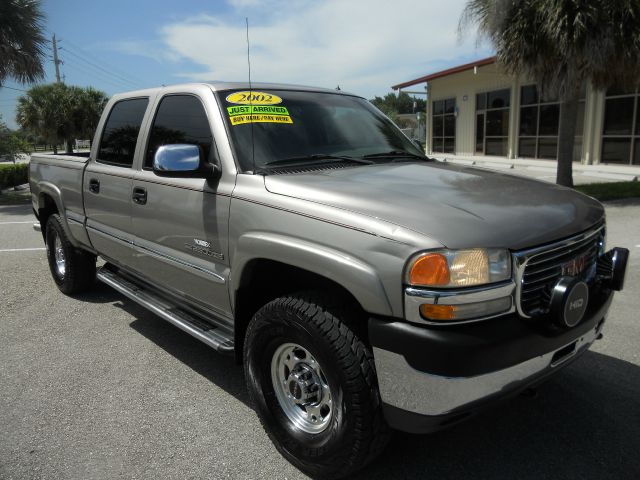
[0,163,29,189]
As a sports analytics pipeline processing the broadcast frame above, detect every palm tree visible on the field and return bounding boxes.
[16,83,108,154]
[0,0,47,85]
[460,0,640,187]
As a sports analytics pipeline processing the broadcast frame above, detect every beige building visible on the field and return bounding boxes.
[392,57,640,166]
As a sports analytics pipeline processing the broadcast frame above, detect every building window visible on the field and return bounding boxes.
[517,85,585,161]
[601,87,640,165]
[432,98,455,153]
[475,88,510,156]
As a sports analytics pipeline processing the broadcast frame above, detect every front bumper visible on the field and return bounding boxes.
[370,287,614,434]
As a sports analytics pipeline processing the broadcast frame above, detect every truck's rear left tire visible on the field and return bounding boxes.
[45,214,96,294]
[244,292,389,479]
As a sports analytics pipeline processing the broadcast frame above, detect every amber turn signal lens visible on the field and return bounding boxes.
[419,304,457,321]
[409,253,450,286]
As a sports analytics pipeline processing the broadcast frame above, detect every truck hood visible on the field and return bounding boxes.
[263,162,605,250]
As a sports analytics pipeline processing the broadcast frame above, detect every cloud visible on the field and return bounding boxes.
[116,0,492,98]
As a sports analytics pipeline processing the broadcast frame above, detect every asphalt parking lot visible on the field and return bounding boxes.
[1,201,639,480]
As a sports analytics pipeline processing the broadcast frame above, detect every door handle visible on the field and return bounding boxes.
[132,186,147,205]
[89,178,100,194]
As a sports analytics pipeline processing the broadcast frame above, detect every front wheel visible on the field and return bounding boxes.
[244,293,389,478]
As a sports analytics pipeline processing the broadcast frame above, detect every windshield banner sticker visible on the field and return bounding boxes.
[227,104,293,126]
[226,91,282,105]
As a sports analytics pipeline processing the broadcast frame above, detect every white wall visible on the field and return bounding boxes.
[424,63,604,164]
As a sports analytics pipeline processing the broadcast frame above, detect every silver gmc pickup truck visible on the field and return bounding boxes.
[30,82,628,478]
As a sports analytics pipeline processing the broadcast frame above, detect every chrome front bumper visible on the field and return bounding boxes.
[373,322,601,417]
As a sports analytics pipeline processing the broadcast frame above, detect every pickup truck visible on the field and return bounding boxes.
[30,82,628,478]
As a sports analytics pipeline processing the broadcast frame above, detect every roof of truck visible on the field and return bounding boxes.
[206,81,355,95]
[114,82,358,98]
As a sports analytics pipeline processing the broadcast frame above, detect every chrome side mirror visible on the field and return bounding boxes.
[153,144,220,179]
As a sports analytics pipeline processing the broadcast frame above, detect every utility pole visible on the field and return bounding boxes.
[52,34,62,82]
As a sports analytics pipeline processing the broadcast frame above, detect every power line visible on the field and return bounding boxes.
[63,39,147,86]
[62,59,135,91]
[61,47,141,90]
[0,85,27,92]
[62,42,146,88]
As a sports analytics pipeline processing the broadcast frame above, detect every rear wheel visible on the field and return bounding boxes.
[45,214,96,294]
[244,292,389,478]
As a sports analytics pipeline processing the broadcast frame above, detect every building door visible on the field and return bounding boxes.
[432,98,456,153]
[476,112,485,154]
[475,89,510,156]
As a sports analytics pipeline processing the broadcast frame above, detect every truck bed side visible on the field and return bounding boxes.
[30,153,93,249]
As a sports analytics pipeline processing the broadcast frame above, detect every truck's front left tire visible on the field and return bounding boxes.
[45,214,96,294]
[244,292,389,479]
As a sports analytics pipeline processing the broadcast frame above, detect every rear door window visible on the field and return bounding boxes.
[97,98,149,167]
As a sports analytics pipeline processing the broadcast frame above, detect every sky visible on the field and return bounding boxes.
[0,0,492,129]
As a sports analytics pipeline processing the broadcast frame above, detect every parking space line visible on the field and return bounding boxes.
[0,248,46,252]
[0,221,34,224]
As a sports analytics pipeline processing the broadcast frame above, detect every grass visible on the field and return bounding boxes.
[0,189,31,205]
[575,181,640,201]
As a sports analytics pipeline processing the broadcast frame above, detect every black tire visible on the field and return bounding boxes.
[244,292,389,479]
[45,214,96,294]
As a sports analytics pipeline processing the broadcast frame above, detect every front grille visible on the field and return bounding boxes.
[516,225,604,317]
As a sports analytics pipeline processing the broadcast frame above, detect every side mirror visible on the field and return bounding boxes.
[153,144,220,179]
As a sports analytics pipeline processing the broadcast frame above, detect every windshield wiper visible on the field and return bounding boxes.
[262,154,374,169]
[361,150,428,161]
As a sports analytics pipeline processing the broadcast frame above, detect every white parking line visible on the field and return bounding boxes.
[0,221,34,224]
[0,248,45,252]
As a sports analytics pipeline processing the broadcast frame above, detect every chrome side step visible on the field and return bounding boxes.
[97,267,234,354]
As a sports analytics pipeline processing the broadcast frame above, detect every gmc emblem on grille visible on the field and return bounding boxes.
[562,254,589,276]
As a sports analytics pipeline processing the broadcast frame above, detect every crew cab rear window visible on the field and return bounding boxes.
[97,97,149,167]
[144,94,214,169]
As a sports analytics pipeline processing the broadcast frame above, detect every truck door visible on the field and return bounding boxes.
[84,97,150,266]
[130,92,232,318]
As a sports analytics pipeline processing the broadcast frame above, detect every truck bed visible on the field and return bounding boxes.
[29,152,92,248]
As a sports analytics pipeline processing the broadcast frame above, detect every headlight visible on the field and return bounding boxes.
[407,249,511,288]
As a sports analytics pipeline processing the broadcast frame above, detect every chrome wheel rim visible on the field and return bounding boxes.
[271,343,333,434]
[53,234,66,278]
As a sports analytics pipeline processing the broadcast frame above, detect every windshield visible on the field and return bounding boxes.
[216,89,424,172]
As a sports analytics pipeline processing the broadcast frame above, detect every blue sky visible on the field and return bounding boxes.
[0,0,491,129]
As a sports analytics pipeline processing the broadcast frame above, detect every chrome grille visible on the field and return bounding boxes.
[515,225,605,318]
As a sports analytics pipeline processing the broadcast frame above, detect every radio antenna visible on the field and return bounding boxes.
[246,17,256,173]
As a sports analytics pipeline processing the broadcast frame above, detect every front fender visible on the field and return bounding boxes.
[230,231,393,316]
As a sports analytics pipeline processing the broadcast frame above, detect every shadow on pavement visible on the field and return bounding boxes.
[0,203,33,217]
[72,280,124,304]
[114,297,249,406]
[79,286,640,479]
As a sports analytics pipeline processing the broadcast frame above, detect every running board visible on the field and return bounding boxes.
[97,267,234,354]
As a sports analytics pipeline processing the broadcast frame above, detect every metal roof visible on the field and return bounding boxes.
[391,56,497,90]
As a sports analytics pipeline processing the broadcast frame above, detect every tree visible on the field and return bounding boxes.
[370,92,426,116]
[460,0,640,187]
[16,83,108,154]
[0,114,31,163]
[0,0,47,84]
